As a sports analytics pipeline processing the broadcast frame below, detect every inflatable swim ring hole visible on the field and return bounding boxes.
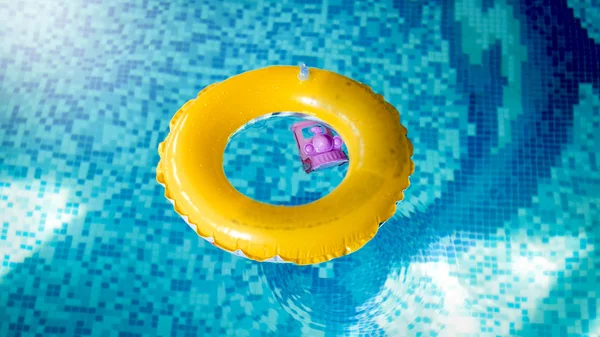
[223,112,349,206]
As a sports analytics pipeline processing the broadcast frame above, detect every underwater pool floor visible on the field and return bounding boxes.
[1,1,599,336]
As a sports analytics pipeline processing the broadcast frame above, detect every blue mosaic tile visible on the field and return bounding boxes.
[1,0,599,336]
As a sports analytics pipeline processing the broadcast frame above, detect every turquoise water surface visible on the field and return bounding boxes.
[1,0,599,336]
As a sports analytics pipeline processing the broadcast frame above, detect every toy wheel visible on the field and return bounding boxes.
[303,161,311,171]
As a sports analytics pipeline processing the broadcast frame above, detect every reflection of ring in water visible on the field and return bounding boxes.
[260,230,395,331]
[259,212,469,333]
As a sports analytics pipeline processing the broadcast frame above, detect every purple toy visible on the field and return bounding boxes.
[291,120,349,173]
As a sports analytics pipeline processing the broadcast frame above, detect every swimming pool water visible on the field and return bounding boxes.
[1,0,599,336]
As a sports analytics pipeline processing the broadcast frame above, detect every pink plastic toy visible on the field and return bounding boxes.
[291,120,349,173]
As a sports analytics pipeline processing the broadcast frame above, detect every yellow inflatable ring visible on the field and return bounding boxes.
[157,65,414,265]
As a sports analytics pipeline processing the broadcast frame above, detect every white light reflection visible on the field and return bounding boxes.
[0,180,86,279]
[351,227,593,336]
[299,96,319,108]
